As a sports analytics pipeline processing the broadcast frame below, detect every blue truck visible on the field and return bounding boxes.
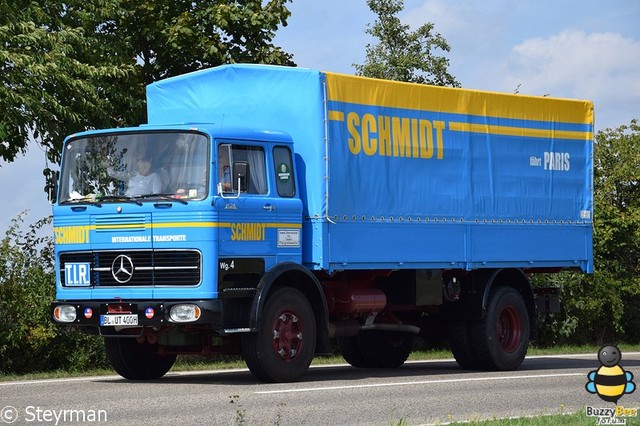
[51,64,594,382]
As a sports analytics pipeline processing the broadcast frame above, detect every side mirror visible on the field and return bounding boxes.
[233,161,249,192]
[46,170,59,205]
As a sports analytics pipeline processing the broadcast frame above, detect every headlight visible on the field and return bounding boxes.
[169,304,201,323]
[53,305,77,323]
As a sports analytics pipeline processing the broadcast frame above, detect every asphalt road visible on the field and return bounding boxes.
[2,352,640,426]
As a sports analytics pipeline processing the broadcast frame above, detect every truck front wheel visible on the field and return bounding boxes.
[241,287,316,382]
[104,337,176,380]
[470,285,530,370]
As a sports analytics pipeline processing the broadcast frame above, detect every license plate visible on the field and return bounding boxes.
[100,314,139,326]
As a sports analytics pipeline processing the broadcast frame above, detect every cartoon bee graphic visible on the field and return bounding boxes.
[586,345,636,403]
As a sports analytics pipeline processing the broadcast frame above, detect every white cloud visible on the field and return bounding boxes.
[403,1,640,129]
[506,30,640,98]
[498,29,640,128]
[404,0,513,55]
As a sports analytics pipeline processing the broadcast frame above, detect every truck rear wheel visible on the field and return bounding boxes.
[241,287,316,382]
[470,286,530,370]
[448,320,480,370]
[104,337,176,380]
[338,331,412,368]
[336,336,368,367]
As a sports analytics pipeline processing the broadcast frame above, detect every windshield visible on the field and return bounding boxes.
[58,131,209,204]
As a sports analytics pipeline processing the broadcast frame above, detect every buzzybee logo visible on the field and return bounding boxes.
[586,345,635,403]
[585,345,638,425]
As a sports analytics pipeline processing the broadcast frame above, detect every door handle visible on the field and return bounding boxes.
[263,204,276,211]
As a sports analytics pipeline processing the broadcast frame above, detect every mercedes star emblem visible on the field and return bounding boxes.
[111,254,134,283]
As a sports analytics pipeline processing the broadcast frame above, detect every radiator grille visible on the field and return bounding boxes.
[60,250,201,286]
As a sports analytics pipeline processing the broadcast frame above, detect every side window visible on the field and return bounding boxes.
[273,146,295,197]
[218,143,268,195]
[218,144,232,192]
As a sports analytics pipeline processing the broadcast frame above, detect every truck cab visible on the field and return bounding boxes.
[52,126,323,381]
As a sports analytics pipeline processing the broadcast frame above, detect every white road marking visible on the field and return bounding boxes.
[0,375,120,387]
[0,368,249,387]
[254,372,584,394]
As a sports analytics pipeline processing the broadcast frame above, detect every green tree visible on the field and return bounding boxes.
[0,1,135,184]
[592,119,640,341]
[120,0,294,86]
[0,0,294,191]
[594,119,640,279]
[535,119,640,344]
[355,0,459,87]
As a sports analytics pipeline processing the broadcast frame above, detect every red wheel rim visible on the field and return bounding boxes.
[497,305,521,353]
[272,309,304,362]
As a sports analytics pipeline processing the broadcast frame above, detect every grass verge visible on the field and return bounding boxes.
[445,411,597,425]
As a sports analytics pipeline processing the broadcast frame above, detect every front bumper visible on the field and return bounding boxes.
[50,300,223,330]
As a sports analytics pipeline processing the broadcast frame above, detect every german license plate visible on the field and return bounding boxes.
[100,314,138,326]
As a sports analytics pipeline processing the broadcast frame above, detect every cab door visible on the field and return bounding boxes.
[272,145,303,264]
[215,142,278,262]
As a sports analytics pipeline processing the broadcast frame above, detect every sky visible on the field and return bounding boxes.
[1,0,639,235]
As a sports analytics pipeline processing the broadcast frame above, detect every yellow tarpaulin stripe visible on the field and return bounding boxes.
[448,122,593,141]
[56,222,302,231]
[324,72,594,126]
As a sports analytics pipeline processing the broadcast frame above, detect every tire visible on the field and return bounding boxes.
[470,286,530,370]
[104,338,176,380]
[346,331,413,368]
[337,336,369,368]
[359,331,413,368]
[241,287,316,383]
[448,320,480,370]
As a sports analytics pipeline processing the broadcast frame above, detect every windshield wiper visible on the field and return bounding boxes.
[131,193,189,205]
[60,197,102,207]
[98,195,143,206]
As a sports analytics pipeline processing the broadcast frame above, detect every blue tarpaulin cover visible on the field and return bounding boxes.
[147,64,594,273]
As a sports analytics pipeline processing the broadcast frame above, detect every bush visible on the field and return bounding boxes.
[0,212,107,374]
[533,271,626,346]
